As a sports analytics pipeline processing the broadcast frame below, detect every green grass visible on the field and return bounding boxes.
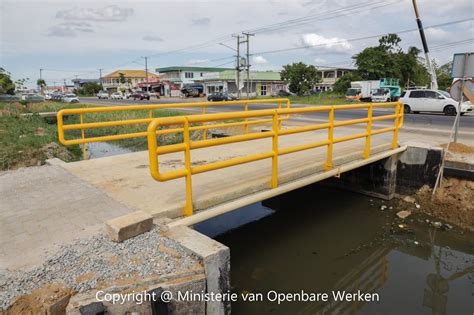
[0,101,190,170]
[247,92,352,105]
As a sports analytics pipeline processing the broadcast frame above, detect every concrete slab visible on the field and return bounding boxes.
[0,165,133,270]
[59,129,397,219]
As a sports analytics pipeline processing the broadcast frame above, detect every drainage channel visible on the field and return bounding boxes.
[193,184,474,315]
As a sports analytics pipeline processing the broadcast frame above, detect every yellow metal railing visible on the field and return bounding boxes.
[147,102,404,216]
[57,98,290,159]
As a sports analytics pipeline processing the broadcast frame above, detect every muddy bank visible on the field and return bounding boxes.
[398,177,474,232]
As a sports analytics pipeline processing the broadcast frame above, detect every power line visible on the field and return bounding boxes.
[252,18,474,56]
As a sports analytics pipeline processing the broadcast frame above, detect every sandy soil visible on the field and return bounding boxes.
[441,142,474,154]
[410,177,474,232]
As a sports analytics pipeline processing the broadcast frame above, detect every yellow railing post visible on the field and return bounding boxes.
[392,103,400,149]
[363,104,373,159]
[201,106,207,140]
[244,103,249,134]
[183,118,193,216]
[148,110,153,119]
[271,111,279,188]
[80,113,87,160]
[325,107,334,171]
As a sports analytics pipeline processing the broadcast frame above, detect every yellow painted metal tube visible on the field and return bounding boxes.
[325,107,335,170]
[190,131,273,150]
[371,126,396,135]
[155,143,187,155]
[183,118,193,216]
[271,112,279,188]
[279,139,330,156]
[191,152,274,175]
[364,104,373,159]
[278,123,331,136]
[333,132,368,144]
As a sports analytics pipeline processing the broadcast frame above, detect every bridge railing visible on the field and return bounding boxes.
[57,98,290,159]
[147,102,404,216]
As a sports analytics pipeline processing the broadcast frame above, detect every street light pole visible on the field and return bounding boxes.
[142,56,149,92]
[242,32,254,99]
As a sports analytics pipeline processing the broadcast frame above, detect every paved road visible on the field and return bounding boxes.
[79,97,474,132]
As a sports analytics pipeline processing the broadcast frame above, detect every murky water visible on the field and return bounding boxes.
[194,185,474,315]
[82,142,133,159]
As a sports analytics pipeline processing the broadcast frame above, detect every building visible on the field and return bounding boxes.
[196,70,286,97]
[71,79,100,90]
[155,66,232,97]
[314,67,355,91]
[101,70,159,91]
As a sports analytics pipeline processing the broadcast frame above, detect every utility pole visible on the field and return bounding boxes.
[142,56,149,92]
[242,32,254,99]
[98,68,103,88]
[232,34,244,99]
[411,0,438,90]
[63,79,67,92]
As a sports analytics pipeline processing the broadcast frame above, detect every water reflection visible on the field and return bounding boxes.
[196,184,474,314]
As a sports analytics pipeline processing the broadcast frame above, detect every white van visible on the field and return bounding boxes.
[400,89,472,116]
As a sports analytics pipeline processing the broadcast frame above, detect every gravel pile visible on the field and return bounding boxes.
[0,225,200,310]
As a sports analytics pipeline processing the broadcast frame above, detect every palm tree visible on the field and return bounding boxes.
[37,79,46,95]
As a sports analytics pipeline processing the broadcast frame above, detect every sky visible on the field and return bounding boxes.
[1,0,473,87]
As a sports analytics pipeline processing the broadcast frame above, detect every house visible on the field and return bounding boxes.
[101,70,159,91]
[196,70,287,97]
[155,66,232,97]
[314,67,355,91]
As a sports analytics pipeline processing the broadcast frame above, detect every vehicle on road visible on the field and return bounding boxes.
[97,91,109,99]
[21,94,44,102]
[346,78,401,102]
[130,91,150,100]
[110,92,124,100]
[181,84,204,97]
[207,92,238,102]
[63,94,79,103]
[400,89,472,116]
[44,93,52,100]
[277,90,293,97]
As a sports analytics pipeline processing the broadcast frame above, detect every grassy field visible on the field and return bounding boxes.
[0,102,188,170]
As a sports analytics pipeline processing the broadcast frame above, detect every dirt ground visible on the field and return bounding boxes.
[406,177,474,232]
[1,284,73,315]
[441,142,474,154]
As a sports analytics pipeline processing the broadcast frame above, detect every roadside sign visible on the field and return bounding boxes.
[449,78,474,102]
[451,53,474,78]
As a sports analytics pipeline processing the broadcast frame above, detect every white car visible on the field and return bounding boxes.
[400,89,472,116]
[63,94,79,103]
[110,92,124,100]
[97,91,109,99]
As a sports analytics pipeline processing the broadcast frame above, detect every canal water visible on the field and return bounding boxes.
[194,184,474,315]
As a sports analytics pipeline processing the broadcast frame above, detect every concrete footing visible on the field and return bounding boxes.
[322,143,443,199]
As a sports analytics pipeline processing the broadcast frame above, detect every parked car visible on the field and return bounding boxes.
[97,91,109,99]
[63,94,79,103]
[207,93,238,102]
[44,93,52,100]
[277,90,293,97]
[21,94,44,102]
[400,89,472,116]
[129,91,150,100]
[110,92,124,100]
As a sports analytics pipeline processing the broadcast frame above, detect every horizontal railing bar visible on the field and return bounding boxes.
[279,123,331,136]
[58,98,291,115]
[192,152,274,175]
[333,132,368,144]
[190,131,274,150]
[278,139,330,155]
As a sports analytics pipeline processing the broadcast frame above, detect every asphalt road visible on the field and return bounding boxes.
[79,97,474,132]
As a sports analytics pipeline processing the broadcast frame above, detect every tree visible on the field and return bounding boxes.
[37,79,46,95]
[435,61,453,91]
[333,72,363,94]
[76,82,103,96]
[0,68,16,95]
[280,62,321,95]
[353,34,430,87]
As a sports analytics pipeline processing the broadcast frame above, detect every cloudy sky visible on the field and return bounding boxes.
[1,0,472,87]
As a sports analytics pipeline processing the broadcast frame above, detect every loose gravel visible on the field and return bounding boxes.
[0,225,200,310]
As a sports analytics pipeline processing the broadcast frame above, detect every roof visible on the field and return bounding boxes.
[103,70,159,78]
[155,66,233,73]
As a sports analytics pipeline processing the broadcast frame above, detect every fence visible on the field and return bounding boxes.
[147,102,404,216]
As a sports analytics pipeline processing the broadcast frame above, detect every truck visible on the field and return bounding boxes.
[345,78,401,102]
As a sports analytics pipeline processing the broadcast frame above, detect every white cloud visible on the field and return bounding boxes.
[143,35,163,42]
[191,17,210,26]
[187,59,210,65]
[252,55,268,64]
[300,33,353,54]
[313,57,326,64]
[56,5,133,22]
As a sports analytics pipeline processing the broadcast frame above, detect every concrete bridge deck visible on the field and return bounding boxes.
[1,127,403,270]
